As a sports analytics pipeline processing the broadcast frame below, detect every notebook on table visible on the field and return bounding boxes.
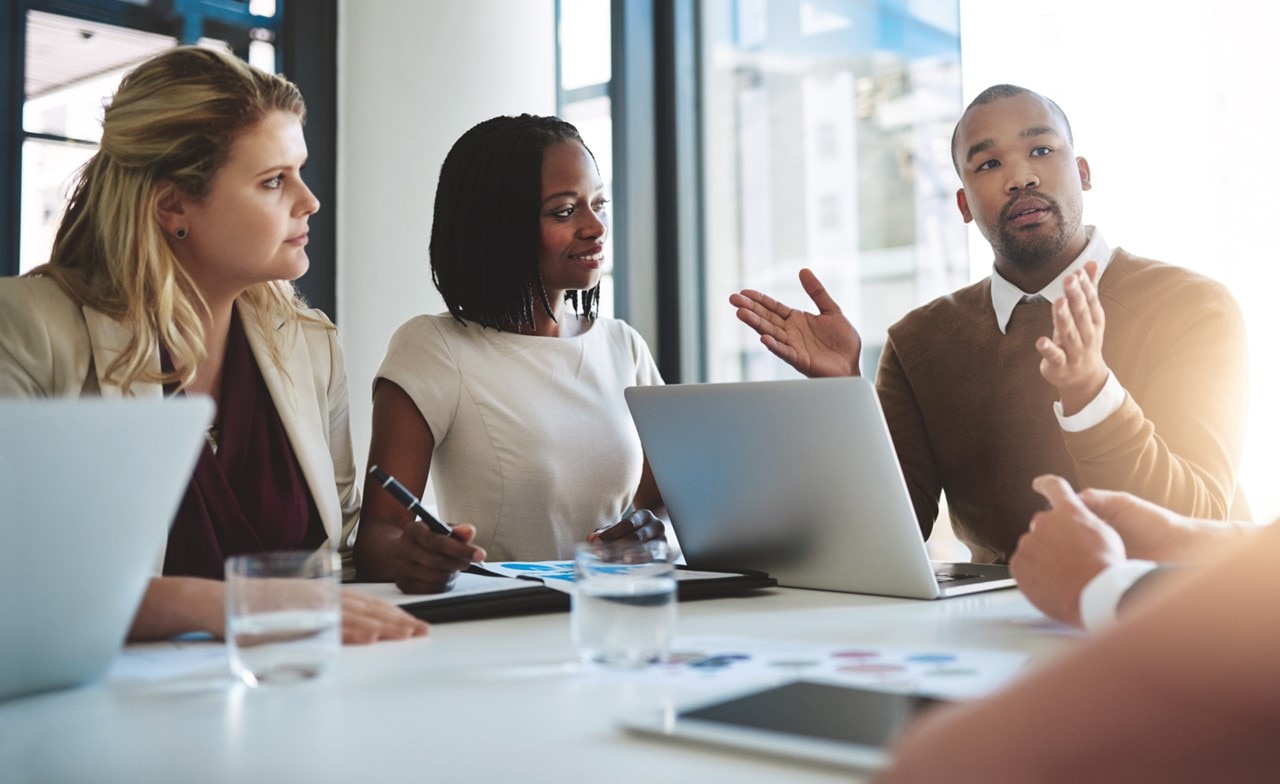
[0,397,213,702]
[350,561,777,623]
[625,377,1015,600]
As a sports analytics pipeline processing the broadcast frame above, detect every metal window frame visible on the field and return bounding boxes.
[610,0,703,383]
[1,0,338,320]
[2,1,25,278]
[279,1,336,318]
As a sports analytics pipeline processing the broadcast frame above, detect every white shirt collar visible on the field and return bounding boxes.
[990,226,1113,334]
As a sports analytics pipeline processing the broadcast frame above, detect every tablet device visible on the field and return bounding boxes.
[620,679,949,770]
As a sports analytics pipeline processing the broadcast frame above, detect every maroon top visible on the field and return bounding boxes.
[162,310,327,579]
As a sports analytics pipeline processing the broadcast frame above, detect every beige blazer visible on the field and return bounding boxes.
[0,276,360,574]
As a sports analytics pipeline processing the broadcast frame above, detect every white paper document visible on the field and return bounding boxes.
[586,634,1030,701]
[346,571,548,606]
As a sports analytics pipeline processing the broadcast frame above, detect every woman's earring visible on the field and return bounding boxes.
[175,228,188,239]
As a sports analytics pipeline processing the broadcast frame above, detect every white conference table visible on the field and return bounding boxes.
[0,586,1077,784]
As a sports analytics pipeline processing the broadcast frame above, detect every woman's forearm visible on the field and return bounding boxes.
[127,577,226,641]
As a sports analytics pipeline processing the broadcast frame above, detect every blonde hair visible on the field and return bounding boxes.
[31,45,324,393]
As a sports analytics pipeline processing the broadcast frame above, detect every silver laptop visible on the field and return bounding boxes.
[625,377,1014,599]
[0,397,213,702]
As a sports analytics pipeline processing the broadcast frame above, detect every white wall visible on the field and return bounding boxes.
[336,0,557,473]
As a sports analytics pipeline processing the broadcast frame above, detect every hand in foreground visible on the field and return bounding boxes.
[1009,474,1127,627]
[728,268,862,377]
[587,509,666,544]
[393,521,486,595]
[1075,488,1242,562]
[1036,261,1109,415]
[339,589,429,644]
[870,700,972,784]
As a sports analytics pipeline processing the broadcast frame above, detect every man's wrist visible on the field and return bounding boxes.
[1079,559,1159,631]
[1056,369,1109,417]
[1056,371,1124,432]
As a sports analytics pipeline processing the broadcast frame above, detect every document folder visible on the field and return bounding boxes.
[349,566,777,624]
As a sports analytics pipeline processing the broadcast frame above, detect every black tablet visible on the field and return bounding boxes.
[620,679,949,770]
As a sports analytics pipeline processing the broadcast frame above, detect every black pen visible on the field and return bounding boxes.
[368,465,464,540]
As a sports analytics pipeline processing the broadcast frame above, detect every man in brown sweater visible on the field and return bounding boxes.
[730,84,1248,564]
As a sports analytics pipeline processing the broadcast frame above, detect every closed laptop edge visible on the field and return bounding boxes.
[0,397,212,702]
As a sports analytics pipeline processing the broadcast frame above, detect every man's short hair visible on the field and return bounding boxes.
[950,84,1074,174]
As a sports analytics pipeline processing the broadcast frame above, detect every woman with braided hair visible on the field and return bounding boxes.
[355,114,668,593]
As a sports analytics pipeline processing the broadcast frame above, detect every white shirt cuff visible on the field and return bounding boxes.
[1055,371,1125,433]
[1079,559,1158,632]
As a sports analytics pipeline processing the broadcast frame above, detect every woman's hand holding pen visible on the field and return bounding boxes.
[364,466,486,594]
[587,509,667,544]
[393,521,486,595]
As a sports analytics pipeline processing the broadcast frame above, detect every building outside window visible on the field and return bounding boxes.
[20,11,175,274]
[7,0,289,279]
[699,0,966,383]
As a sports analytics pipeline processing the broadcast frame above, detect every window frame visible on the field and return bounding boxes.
[608,0,703,383]
[1,0,339,319]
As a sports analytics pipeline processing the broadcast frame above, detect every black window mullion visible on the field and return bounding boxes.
[30,0,177,37]
[280,0,337,320]
[2,0,23,278]
[652,0,702,383]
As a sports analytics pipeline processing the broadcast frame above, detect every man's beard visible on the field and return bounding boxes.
[992,194,1080,272]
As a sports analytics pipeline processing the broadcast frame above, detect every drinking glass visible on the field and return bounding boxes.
[571,539,676,667]
[224,549,340,686]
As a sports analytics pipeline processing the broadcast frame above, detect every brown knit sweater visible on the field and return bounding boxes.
[876,249,1248,563]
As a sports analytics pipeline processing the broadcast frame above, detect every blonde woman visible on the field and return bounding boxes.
[0,46,426,644]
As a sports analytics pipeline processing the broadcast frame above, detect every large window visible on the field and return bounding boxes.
[3,0,337,315]
[19,3,289,274]
[9,1,286,273]
[20,11,176,274]
[700,0,965,383]
[557,1,965,385]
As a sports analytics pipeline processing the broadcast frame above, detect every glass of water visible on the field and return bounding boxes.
[571,539,677,667]
[224,549,340,687]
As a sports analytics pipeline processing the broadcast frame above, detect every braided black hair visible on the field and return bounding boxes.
[430,113,601,330]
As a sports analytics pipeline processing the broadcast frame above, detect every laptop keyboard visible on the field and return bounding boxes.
[934,570,981,583]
